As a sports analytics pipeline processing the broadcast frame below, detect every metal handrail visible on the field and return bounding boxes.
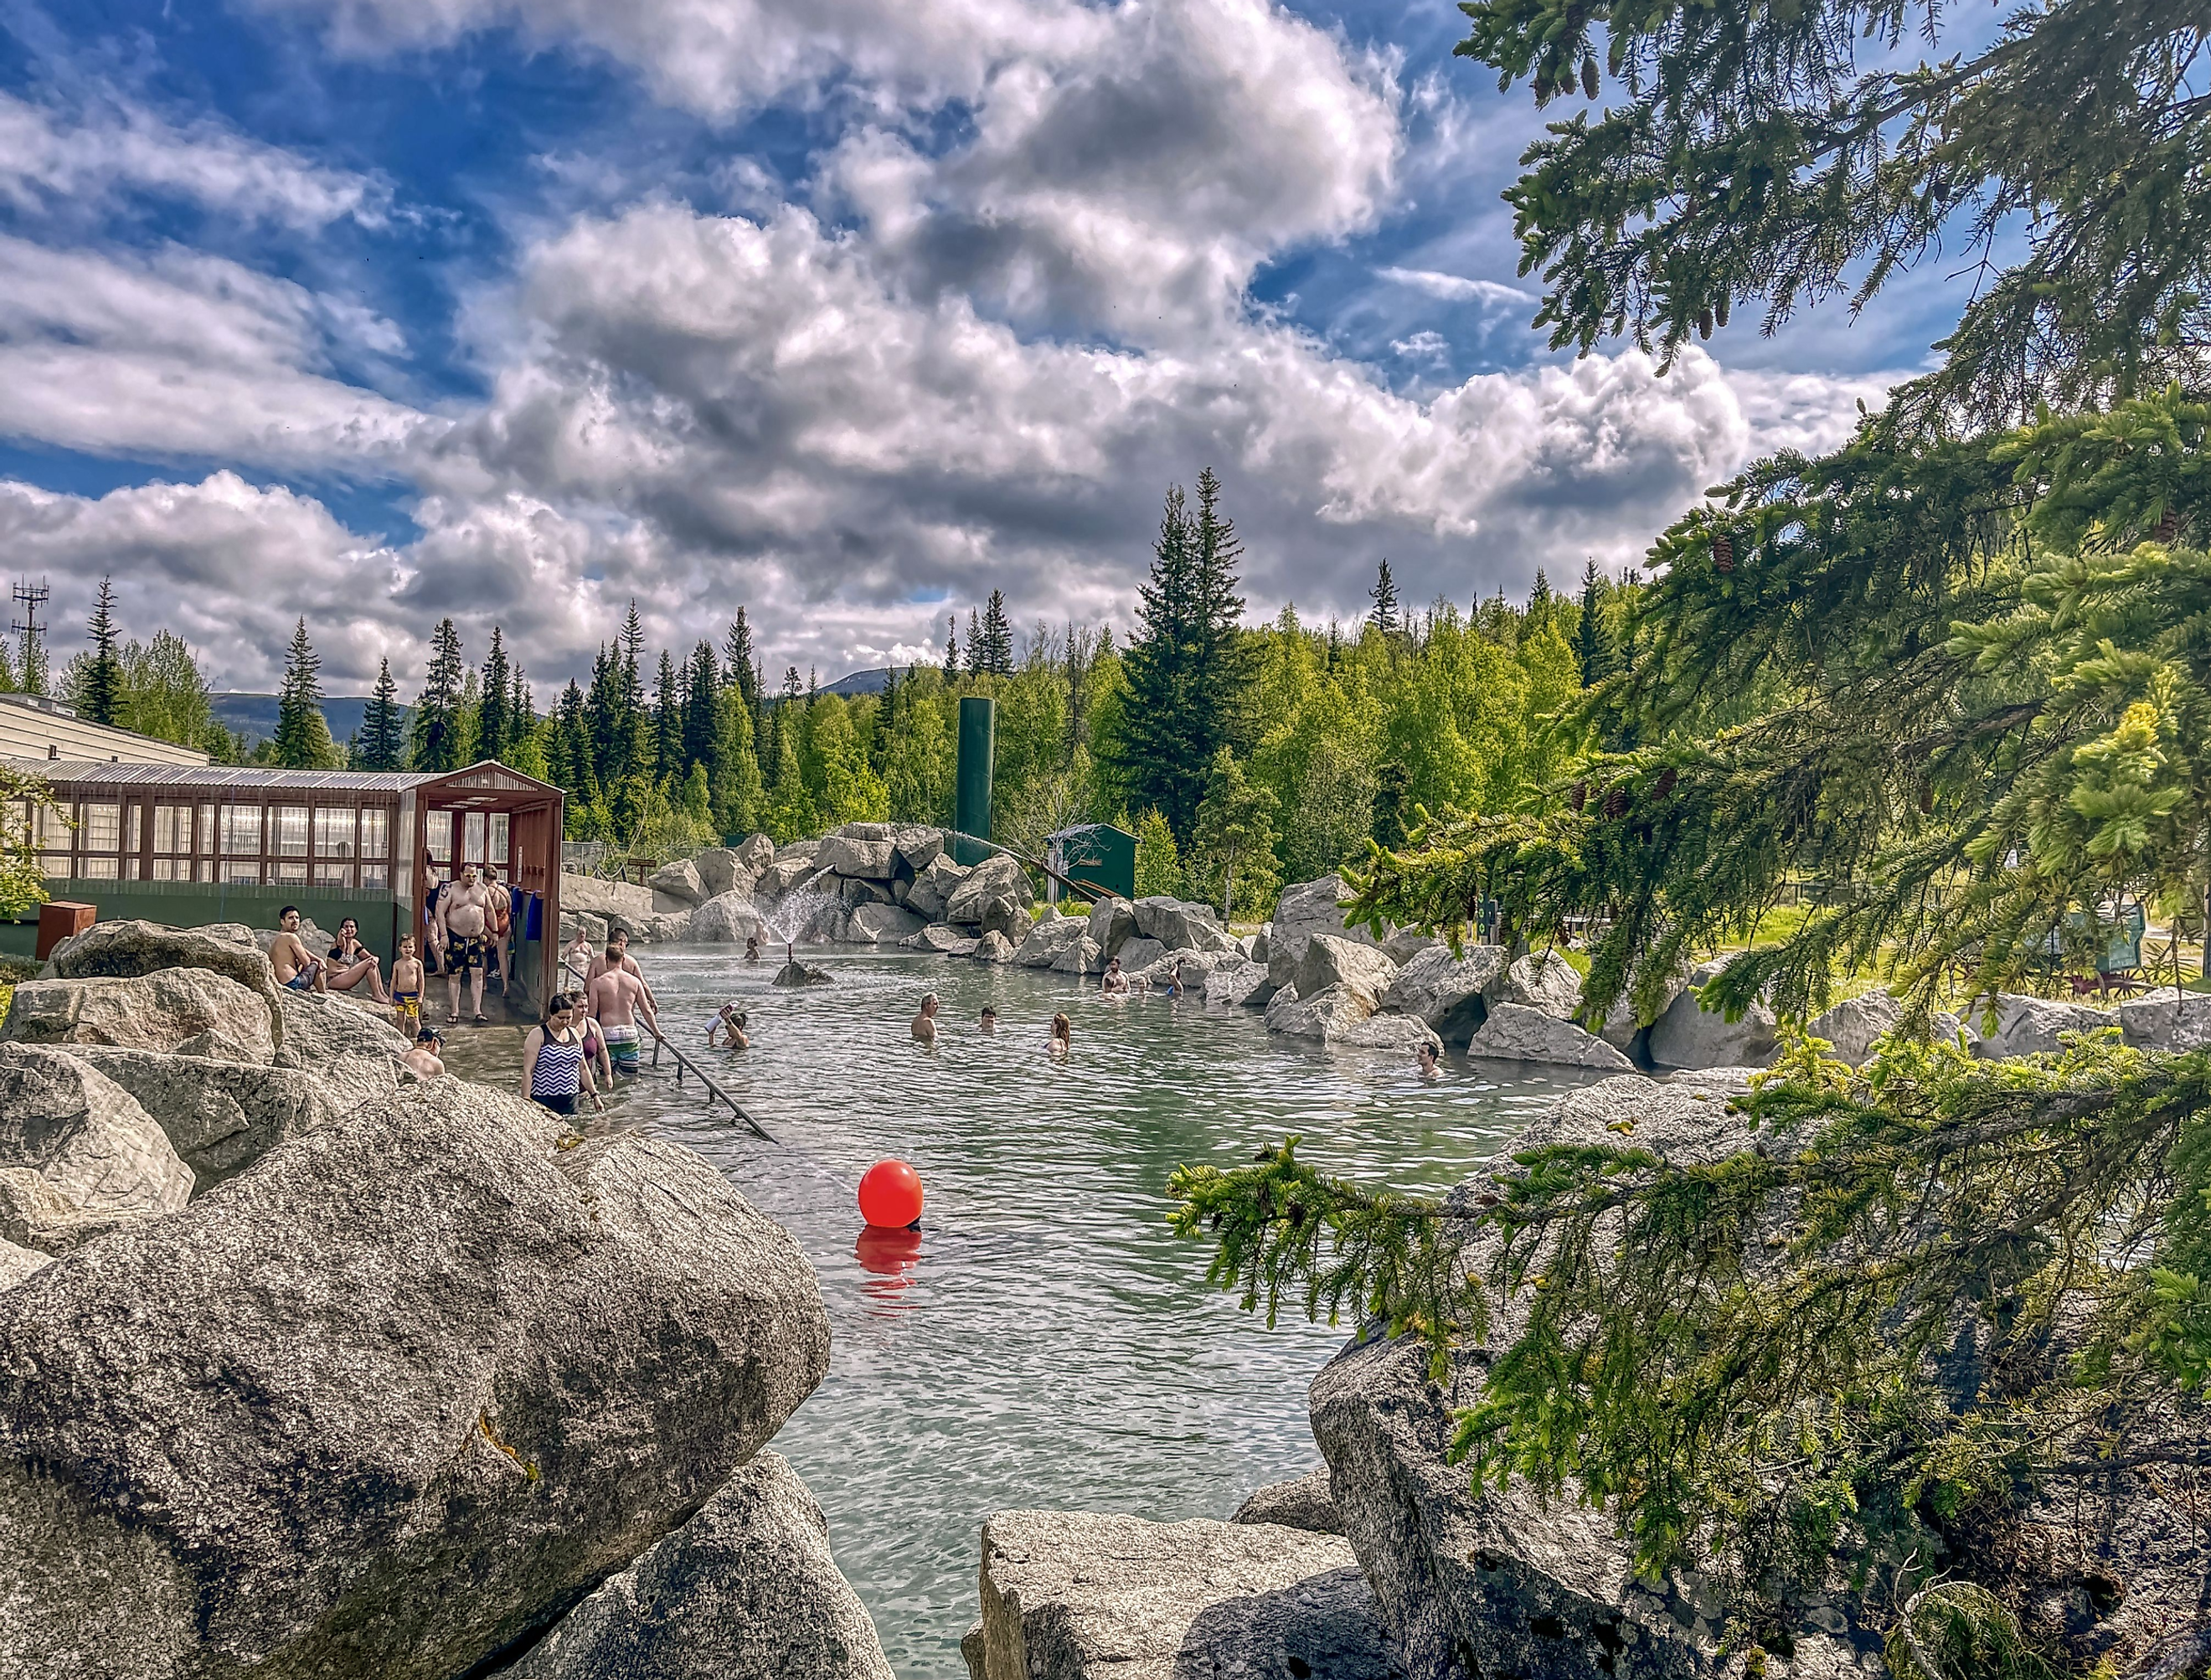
[638,1015,776,1142]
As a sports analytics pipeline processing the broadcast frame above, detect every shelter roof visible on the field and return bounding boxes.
[3,760,430,793]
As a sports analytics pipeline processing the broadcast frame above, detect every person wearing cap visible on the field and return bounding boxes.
[403,1028,446,1079]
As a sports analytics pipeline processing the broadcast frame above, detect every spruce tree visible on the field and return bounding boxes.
[1189,748,1279,919]
[554,680,600,803]
[617,601,648,786]
[683,641,720,775]
[943,613,960,678]
[722,611,759,709]
[652,647,683,782]
[79,577,123,727]
[273,618,335,770]
[1188,466,1251,755]
[358,657,405,770]
[1368,560,1399,636]
[1108,484,1204,837]
[963,610,985,676]
[477,627,513,765]
[408,618,466,773]
[1574,559,1619,687]
[981,590,1015,676]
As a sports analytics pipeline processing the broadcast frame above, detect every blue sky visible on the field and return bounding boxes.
[0,0,1942,692]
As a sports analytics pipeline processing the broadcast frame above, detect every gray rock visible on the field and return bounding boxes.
[268,990,410,1105]
[647,858,707,906]
[0,1081,830,1680]
[963,1621,987,1680]
[559,874,660,922]
[1333,1014,1444,1052]
[1293,935,1399,1011]
[559,910,612,951]
[1205,960,1271,1007]
[845,903,927,945]
[947,855,1033,935]
[0,1045,194,1228]
[508,1451,893,1680]
[1265,982,1374,1042]
[972,930,1017,963]
[0,1166,143,1252]
[0,1235,50,1289]
[610,910,693,945]
[904,854,972,922]
[1051,936,1104,977]
[1806,991,1902,1065]
[688,891,769,946]
[1382,928,1439,966]
[1482,951,1583,1020]
[1248,925,1269,965]
[976,1510,1402,1680]
[905,924,979,955]
[2120,992,2211,1052]
[1973,992,2117,1059]
[693,848,745,899]
[891,826,946,873]
[837,874,895,908]
[55,1048,350,1188]
[754,853,822,904]
[1234,1467,1342,1536]
[1111,936,1166,978]
[1646,968,1778,1070]
[5,971,277,1064]
[1086,897,1138,957]
[1265,874,1384,995]
[1131,949,1234,989]
[819,835,898,881]
[1381,945,1506,1039]
[832,821,895,842]
[775,838,822,863]
[733,833,776,872]
[774,959,834,987]
[1015,915,1090,967]
[47,919,278,1005]
[1587,955,1691,1054]
[1466,1002,1633,1069]
[1131,897,1237,954]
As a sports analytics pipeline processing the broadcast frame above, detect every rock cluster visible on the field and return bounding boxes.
[0,925,891,1680]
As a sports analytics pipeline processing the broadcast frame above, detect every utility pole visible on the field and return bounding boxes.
[11,579,49,697]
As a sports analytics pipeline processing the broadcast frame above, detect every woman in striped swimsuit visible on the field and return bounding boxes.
[522,994,604,1117]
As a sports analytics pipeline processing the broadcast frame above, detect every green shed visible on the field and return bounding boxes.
[1047,822,1136,905]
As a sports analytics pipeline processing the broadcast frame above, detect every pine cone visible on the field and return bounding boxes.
[1569,781,1588,812]
[1603,786,1631,820]
[1581,55,1599,99]
[1698,307,1714,339]
[1654,767,1678,798]
[2158,508,2181,544]
[1712,532,1734,573]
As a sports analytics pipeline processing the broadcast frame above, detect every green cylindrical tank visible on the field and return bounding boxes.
[954,696,996,865]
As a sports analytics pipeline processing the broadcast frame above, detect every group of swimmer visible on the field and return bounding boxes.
[909,992,1073,1054]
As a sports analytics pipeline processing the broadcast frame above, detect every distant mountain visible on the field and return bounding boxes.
[819,667,898,698]
[212,693,388,748]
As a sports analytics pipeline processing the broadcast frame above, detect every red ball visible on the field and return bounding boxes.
[858,1158,924,1229]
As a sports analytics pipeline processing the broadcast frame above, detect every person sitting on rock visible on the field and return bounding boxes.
[1162,959,1185,998]
[1100,956,1130,996]
[709,1004,750,1049]
[403,1028,446,1079]
[268,906,327,993]
[911,993,940,1045]
[324,916,389,1002]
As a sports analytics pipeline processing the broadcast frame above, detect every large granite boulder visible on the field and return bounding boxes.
[776,838,822,863]
[1806,991,1902,1064]
[0,1080,830,1680]
[754,853,822,904]
[974,1510,1402,1680]
[838,875,896,909]
[559,909,611,951]
[1381,945,1507,1039]
[648,857,707,907]
[1646,961,1778,1070]
[1973,992,2118,1059]
[607,909,693,945]
[0,1166,142,1252]
[904,923,978,956]
[1585,955,1693,1056]
[1466,1002,1633,1069]
[0,1045,193,1239]
[0,1236,50,1289]
[846,903,927,946]
[1313,1075,1872,1680]
[819,834,898,881]
[559,873,659,921]
[58,1048,352,1188]
[693,847,751,899]
[1234,1467,1343,1536]
[269,991,410,1102]
[1052,936,1104,977]
[1088,897,1139,959]
[1334,1014,1444,1052]
[1265,983,1374,1043]
[688,892,769,946]
[510,1451,892,1680]
[4,970,277,1064]
[891,825,946,873]
[972,930,1018,964]
[1131,897,1238,954]
[1265,874,1384,995]
[1482,951,1582,1020]
[947,854,1034,935]
[1016,914,1090,967]
[2121,992,2211,1052]
[1206,960,1271,1007]
[733,833,776,873]
[1382,928,1438,965]
[904,854,972,922]
[45,919,277,1004]
[1293,935,1399,1012]
[1131,948,1235,988]
[1111,936,1167,978]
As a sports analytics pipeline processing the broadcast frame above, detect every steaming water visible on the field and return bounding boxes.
[447,949,1599,1677]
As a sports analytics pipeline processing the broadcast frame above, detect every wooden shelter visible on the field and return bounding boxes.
[7,759,564,1004]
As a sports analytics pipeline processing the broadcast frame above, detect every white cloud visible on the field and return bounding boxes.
[0,236,430,469]
[1377,265,1532,308]
[0,89,386,228]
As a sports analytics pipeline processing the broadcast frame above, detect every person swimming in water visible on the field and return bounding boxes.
[709,1004,750,1049]
[1049,1013,1071,1054]
[911,993,940,1045]
[979,1005,997,1033]
[1100,956,1129,995]
[1416,1040,1440,1078]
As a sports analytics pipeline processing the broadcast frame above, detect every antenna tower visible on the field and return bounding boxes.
[10,578,48,643]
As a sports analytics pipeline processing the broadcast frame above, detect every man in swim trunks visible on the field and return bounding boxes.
[587,926,657,1012]
[587,945,657,1078]
[389,934,425,1034]
[437,862,495,1024]
[267,906,327,992]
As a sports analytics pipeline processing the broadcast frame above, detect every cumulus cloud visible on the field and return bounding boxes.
[0,236,430,469]
[0,89,386,228]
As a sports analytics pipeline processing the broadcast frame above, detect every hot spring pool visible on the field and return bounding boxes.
[446,949,1596,1677]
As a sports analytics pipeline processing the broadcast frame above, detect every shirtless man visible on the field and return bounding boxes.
[437,863,495,1024]
[325,916,389,1002]
[587,927,657,1012]
[403,1028,446,1079]
[482,864,513,989]
[910,992,940,1045]
[1100,956,1130,995]
[587,946,657,1078]
[268,907,327,993]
